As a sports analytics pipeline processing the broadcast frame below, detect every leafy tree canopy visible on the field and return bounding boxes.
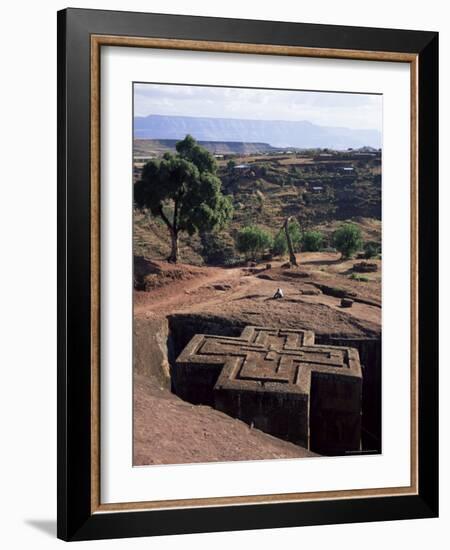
[134,135,233,262]
[176,134,217,173]
[302,230,324,252]
[271,219,302,257]
[332,223,363,259]
[236,225,273,260]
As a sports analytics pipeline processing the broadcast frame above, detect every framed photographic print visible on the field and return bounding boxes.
[57,8,438,541]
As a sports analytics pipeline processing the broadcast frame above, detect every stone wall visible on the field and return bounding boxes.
[175,326,363,455]
[317,336,381,453]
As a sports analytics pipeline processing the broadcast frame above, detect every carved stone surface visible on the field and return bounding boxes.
[175,326,362,455]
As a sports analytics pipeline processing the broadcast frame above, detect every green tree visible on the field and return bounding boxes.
[272,231,288,256]
[332,223,363,259]
[200,231,237,266]
[302,230,324,252]
[176,134,216,173]
[271,219,302,258]
[236,226,273,260]
[134,135,233,263]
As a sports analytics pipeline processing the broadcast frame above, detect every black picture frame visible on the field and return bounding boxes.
[57,7,438,541]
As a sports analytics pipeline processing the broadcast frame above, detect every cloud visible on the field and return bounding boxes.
[133,83,382,131]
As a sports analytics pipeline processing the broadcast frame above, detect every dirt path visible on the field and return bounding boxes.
[134,253,381,329]
[134,264,245,316]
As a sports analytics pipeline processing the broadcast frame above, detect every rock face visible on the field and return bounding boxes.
[175,325,362,456]
[353,261,378,273]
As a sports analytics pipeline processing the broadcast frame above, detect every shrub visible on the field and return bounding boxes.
[332,223,363,259]
[363,240,381,259]
[302,230,324,252]
[271,219,302,257]
[235,226,274,260]
[200,232,237,266]
[272,231,288,256]
[349,273,369,282]
[287,218,302,250]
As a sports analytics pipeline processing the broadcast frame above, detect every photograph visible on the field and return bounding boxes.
[132,83,383,466]
[53,6,438,542]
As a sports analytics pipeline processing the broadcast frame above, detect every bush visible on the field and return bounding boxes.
[272,231,288,256]
[235,226,274,260]
[332,223,363,259]
[271,219,302,257]
[302,230,324,252]
[363,240,381,259]
[200,232,237,266]
[349,273,369,282]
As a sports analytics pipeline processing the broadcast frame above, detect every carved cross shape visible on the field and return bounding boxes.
[175,326,362,454]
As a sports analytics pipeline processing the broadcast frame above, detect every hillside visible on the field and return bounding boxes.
[134,372,316,465]
[133,145,381,265]
[134,138,279,156]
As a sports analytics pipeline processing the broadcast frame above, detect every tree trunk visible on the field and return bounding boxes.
[284,217,298,266]
[168,230,179,263]
[156,204,180,263]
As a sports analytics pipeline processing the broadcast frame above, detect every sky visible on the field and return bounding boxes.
[134,83,382,132]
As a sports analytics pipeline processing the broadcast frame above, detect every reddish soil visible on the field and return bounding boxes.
[134,373,316,465]
[133,252,381,466]
[134,253,381,335]
[133,261,242,316]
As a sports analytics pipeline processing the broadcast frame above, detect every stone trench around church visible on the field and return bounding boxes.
[154,313,382,457]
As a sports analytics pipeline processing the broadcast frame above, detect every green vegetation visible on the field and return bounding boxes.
[272,232,289,257]
[236,226,274,260]
[332,223,363,259]
[363,240,381,259]
[349,273,370,282]
[302,230,325,252]
[200,231,237,266]
[134,135,233,263]
[271,219,302,257]
[133,141,382,265]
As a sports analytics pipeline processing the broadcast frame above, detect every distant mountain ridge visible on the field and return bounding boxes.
[134,139,280,156]
[134,114,381,150]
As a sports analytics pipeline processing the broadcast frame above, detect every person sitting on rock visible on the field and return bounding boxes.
[273,288,284,299]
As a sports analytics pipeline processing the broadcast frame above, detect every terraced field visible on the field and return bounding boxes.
[133,141,381,265]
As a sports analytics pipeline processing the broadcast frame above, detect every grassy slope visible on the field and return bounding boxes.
[133,146,381,265]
